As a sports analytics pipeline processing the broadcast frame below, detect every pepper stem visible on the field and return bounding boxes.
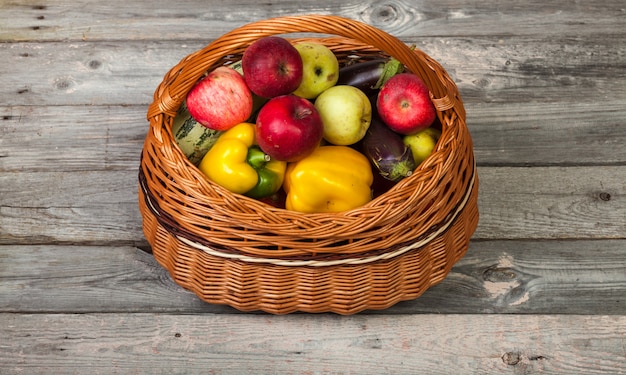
[246,145,269,169]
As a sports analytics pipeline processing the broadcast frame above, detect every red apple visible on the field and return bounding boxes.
[242,36,303,98]
[186,66,253,131]
[376,73,436,135]
[256,95,323,162]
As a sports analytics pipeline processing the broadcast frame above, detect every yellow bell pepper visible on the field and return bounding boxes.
[198,122,286,198]
[283,146,373,213]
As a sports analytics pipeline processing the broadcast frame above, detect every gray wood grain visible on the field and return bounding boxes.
[0,170,143,245]
[2,312,625,374]
[0,106,147,173]
[2,0,624,41]
[1,241,624,314]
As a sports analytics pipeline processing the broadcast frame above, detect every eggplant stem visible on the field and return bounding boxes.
[373,58,404,89]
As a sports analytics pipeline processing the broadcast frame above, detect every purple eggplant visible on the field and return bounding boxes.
[362,115,417,182]
[336,58,404,97]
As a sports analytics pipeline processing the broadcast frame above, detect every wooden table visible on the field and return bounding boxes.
[1,1,625,373]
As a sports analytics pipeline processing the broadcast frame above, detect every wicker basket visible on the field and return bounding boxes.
[139,15,479,314]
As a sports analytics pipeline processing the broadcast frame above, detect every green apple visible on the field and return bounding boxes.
[292,42,339,99]
[403,127,442,165]
[314,85,372,145]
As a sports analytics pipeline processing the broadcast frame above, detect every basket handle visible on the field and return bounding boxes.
[147,14,458,120]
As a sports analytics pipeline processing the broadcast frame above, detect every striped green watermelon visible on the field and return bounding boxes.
[172,101,222,165]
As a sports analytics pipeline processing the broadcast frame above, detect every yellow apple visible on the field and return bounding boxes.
[292,42,339,99]
[403,127,442,165]
[314,85,372,145]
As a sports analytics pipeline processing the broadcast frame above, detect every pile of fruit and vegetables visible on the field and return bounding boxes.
[172,36,442,213]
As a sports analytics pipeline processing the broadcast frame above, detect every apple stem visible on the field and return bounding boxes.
[295,108,313,120]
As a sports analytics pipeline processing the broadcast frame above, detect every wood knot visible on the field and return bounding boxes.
[371,4,399,24]
[503,351,548,366]
[502,351,521,365]
[88,60,102,70]
[483,266,516,282]
[54,77,76,92]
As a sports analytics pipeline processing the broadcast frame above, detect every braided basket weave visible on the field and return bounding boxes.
[139,15,479,314]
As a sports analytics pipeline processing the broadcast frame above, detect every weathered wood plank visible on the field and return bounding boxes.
[404,239,626,314]
[469,101,626,167]
[1,241,624,314]
[475,166,625,240]
[0,170,143,245]
[2,312,625,374]
[2,103,624,174]
[0,105,147,173]
[0,41,169,107]
[2,166,623,244]
[0,245,234,314]
[2,36,624,107]
[2,0,625,42]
